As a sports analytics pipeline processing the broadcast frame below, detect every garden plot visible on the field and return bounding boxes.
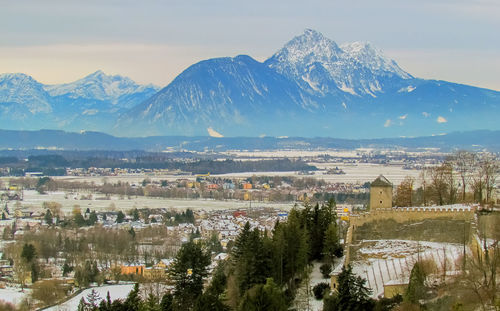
[351,240,464,298]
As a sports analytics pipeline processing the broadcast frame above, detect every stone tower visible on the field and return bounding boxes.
[370,175,393,210]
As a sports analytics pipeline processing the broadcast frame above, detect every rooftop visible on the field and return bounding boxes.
[371,175,392,188]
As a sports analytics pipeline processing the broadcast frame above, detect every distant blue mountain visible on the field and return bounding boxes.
[115,29,500,138]
[0,71,159,132]
[1,129,498,152]
[1,29,499,138]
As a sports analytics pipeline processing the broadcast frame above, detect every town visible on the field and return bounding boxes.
[0,149,497,310]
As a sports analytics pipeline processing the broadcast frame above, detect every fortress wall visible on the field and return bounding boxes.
[344,207,474,265]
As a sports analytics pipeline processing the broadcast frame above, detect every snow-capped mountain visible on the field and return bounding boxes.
[116,29,499,138]
[45,70,159,107]
[1,29,499,138]
[117,55,320,136]
[0,73,52,114]
[0,71,159,132]
[265,29,412,97]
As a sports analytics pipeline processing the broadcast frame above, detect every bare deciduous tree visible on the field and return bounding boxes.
[452,150,475,202]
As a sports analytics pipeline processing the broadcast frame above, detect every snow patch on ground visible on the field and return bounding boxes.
[0,287,30,306]
[352,240,464,298]
[46,284,134,311]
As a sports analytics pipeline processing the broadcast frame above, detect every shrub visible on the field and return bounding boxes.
[313,282,331,300]
[320,263,332,278]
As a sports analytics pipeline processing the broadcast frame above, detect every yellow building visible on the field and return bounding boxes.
[143,267,166,280]
[384,280,408,298]
[369,175,393,210]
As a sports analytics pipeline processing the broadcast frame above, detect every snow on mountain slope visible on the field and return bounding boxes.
[1,29,499,138]
[116,55,319,136]
[45,70,160,106]
[0,71,160,132]
[265,29,412,96]
[0,73,52,114]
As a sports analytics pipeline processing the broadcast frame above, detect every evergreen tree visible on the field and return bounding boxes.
[77,297,89,311]
[116,211,125,223]
[238,278,287,311]
[231,223,271,295]
[144,293,161,311]
[171,240,211,310]
[160,293,173,311]
[44,209,53,225]
[323,265,373,311]
[132,208,140,221]
[62,263,73,276]
[404,261,428,304]
[88,211,98,225]
[86,289,101,310]
[21,243,36,262]
[124,283,141,311]
[98,291,112,311]
[194,263,230,311]
[323,222,342,263]
[74,212,86,227]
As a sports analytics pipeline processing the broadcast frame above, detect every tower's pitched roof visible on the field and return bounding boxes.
[371,175,392,187]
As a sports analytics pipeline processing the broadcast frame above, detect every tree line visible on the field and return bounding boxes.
[0,156,317,176]
[394,151,498,207]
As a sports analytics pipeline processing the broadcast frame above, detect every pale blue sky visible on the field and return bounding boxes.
[1,0,499,90]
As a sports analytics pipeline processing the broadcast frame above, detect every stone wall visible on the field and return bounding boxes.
[344,206,474,265]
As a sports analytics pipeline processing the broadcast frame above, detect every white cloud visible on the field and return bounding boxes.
[422,112,430,117]
[398,114,408,120]
[437,116,447,123]
[384,119,392,127]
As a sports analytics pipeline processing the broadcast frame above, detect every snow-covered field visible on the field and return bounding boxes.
[351,240,464,297]
[0,287,30,306]
[44,162,421,186]
[221,150,362,159]
[310,163,421,185]
[45,284,134,311]
[20,190,292,214]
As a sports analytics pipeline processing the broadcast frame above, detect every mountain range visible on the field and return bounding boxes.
[1,129,498,152]
[1,29,499,138]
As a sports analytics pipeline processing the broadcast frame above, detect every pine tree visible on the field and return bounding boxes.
[124,283,141,311]
[86,289,101,309]
[144,293,161,311]
[238,278,287,311]
[404,261,427,304]
[44,209,53,225]
[323,265,373,311]
[160,293,173,311]
[171,241,211,310]
[88,211,98,225]
[116,211,125,223]
[21,243,36,262]
[132,208,140,221]
[323,222,342,263]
